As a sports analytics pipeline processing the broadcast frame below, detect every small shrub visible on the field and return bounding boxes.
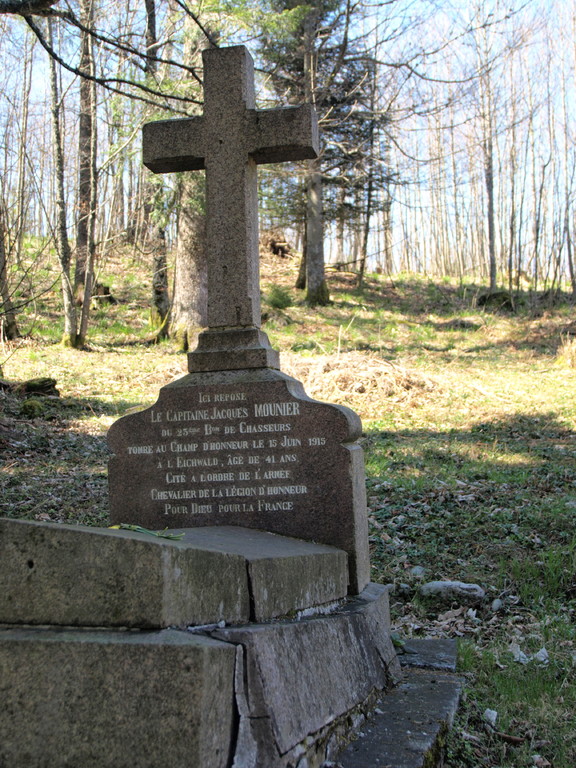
[267,285,293,310]
[19,397,45,418]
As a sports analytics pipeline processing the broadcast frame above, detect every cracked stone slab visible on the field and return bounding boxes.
[0,627,236,768]
[337,641,462,768]
[213,583,401,767]
[170,526,348,620]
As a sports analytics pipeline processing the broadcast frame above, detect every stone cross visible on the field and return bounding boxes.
[143,45,318,357]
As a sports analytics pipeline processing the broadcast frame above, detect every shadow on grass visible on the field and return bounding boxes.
[364,412,576,583]
[0,392,145,527]
[334,274,574,316]
[325,275,576,358]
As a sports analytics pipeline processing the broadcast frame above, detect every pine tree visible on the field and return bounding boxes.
[258,0,382,302]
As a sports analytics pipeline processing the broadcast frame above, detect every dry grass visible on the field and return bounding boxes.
[282,351,437,418]
[556,334,576,367]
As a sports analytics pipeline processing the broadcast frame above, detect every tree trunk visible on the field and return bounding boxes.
[295,240,306,290]
[48,18,78,347]
[74,0,96,292]
[305,164,330,305]
[357,98,376,288]
[485,133,497,292]
[75,0,97,348]
[167,12,208,348]
[566,216,576,297]
[0,206,19,341]
[302,9,329,307]
[15,33,33,269]
[170,177,207,351]
[150,226,170,337]
[335,185,346,265]
[142,0,170,339]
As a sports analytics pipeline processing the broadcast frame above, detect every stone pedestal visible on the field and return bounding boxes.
[0,519,400,768]
[0,628,236,768]
[0,519,348,627]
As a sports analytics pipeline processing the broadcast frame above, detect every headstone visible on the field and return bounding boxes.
[108,45,370,593]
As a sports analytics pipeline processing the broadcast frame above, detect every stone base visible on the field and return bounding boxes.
[212,582,401,767]
[0,628,236,768]
[188,327,280,371]
[0,519,348,628]
[337,640,462,768]
[0,585,401,768]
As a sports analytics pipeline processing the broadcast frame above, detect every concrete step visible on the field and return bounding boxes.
[336,639,462,768]
[0,519,347,628]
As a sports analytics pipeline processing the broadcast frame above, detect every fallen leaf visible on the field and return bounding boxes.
[532,755,552,767]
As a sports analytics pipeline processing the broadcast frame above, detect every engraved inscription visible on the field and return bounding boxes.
[115,387,333,520]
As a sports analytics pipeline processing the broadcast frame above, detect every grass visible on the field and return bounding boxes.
[1,252,576,767]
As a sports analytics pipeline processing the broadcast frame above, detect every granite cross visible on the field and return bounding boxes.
[143,45,318,338]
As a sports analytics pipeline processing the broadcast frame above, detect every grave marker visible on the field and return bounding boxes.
[142,44,318,369]
[108,45,370,592]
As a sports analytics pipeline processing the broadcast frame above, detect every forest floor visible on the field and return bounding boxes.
[1,249,576,767]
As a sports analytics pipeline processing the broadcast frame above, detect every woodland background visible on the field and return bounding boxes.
[1,0,575,351]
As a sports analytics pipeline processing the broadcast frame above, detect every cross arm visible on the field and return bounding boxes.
[251,104,319,164]
[142,116,205,174]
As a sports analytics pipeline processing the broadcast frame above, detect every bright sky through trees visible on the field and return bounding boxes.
[0,0,574,296]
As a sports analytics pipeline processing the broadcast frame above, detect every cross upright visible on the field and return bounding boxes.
[143,45,318,371]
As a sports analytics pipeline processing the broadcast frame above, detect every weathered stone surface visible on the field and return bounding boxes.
[0,627,236,768]
[0,517,249,628]
[189,327,280,372]
[108,368,370,594]
[1,518,348,627]
[212,583,400,766]
[399,638,459,672]
[337,668,462,768]
[143,45,318,333]
[419,580,486,606]
[172,526,348,620]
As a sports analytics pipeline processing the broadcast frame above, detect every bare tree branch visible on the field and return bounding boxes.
[171,0,220,49]
[49,6,204,87]
[25,15,201,112]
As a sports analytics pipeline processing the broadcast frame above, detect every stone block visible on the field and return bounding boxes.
[188,327,280,371]
[212,582,401,767]
[337,668,462,768]
[0,627,236,768]
[108,367,370,593]
[1,519,348,628]
[399,638,459,672]
[0,518,249,628]
[173,526,348,620]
